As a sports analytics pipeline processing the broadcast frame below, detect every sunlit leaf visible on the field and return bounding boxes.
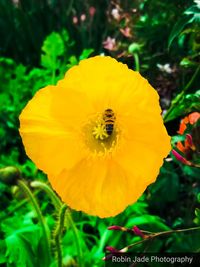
[41,32,64,70]
[79,49,94,60]
[165,90,200,122]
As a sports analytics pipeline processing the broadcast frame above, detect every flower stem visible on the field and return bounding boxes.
[152,226,200,237]
[54,204,67,267]
[31,181,84,267]
[133,53,140,72]
[31,181,61,210]
[17,180,51,264]
[66,210,84,267]
[164,65,200,122]
[118,226,200,252]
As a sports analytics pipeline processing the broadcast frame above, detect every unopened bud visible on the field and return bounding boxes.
[106,246,119,253]
[186,134,195,150]
[108,225,127,231]
[0,166,20,185]
[11,185,24,200]
[133,226,145,238]
[172,150,192,166]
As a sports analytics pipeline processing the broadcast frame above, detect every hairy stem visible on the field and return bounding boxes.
[54,204,67,267]
[32,181,84,266]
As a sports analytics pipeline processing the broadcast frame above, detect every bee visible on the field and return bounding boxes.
[103,108,116,136]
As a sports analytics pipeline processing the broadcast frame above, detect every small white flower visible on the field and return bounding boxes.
[157,63,173,74]
[111,8,120,20]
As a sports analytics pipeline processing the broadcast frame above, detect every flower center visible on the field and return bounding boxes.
[92,122,109,140]
[82,109,119,156]
[93,108,116,140]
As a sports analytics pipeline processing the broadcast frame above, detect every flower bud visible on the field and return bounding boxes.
[106,246,119,253]
[172,150,192,166]
[0,166,21,185]
[108,225,127,231]
[133,226,145,238]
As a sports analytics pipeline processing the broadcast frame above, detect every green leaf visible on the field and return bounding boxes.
[197,193,200,203]
[148,162,180,212]
[182,165,200,179]
[150,168,179,203]
[4,225,40,267]
[2,215,50,267]
[126,214,170,232]
[0,240,7,264]
[180,57,197,67]
[185,5,200,23]
[42,32,64,57]
[168,1,200,48]
[41,32,64,70]
[79,49,94,60]
[195,208,200,220]
[66,55,78,69]
[168,231,200,252]
[165,90,200,121]
[168,15,193,49]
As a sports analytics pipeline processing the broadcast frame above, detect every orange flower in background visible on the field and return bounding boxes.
[19,56,171,218]
[172,112,200,167]
[178,112,200,135]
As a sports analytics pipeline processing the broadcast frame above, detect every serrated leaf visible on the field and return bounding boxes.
[41,32,64,70]
[42,32,64,57]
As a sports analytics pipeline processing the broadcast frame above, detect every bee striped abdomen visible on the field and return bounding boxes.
[103,108,115,136]
[105,122,114,135]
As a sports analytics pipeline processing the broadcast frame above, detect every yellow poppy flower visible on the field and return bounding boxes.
[19,56,171,218]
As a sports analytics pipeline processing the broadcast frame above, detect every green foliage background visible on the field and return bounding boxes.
[0,0,200,266]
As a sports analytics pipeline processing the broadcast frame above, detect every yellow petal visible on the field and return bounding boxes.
[48,158,147,218]
[19,85,92,175]
[58,56,134,112]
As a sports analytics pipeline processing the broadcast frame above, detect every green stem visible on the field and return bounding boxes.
[54,204,67,267]
[66,210,84,267]
[17,180,51,262]
[52,67,56,85]
[133,53,140,72]
[32,181,83,266]
[164,65,200,122]
[31,181,61,210]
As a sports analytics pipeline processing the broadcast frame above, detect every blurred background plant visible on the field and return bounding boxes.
[0,0,200,266]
